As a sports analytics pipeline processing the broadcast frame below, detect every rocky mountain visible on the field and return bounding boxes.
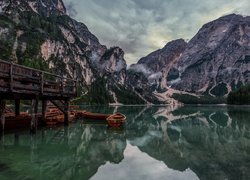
[0,0,145,104]
[168,14,250,97]
[127,39,187,103]
[0,0,249,104]
[129,14,250,104]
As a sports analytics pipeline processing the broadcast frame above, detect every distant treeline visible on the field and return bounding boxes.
[172,94,227,104]
[227,85,250,105]
[72,78,146,105]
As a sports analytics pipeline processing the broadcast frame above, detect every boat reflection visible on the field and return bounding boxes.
[0,105,249,180]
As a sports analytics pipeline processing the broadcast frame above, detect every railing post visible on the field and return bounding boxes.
[40,72,44,95]
[9,63,13,92]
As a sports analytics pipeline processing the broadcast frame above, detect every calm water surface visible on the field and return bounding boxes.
[0,105,250,180]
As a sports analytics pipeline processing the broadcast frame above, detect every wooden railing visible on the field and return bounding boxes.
[0,60,77,97]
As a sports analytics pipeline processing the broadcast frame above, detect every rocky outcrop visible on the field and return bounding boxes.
[168,14,250,97]
[98,47,127,85]
[0,0,146,104]
[127,14,250,103]
[126,39,187,103]
[1,1,249,104]
[1,0,66,17]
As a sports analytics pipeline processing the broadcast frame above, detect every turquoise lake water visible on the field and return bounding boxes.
[0,105,249,180]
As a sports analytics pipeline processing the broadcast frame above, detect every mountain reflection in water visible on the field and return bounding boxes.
[0,105,249,180]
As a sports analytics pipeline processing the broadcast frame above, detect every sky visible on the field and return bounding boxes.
[63,0,250,65]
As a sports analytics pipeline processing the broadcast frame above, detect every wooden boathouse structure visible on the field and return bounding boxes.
[0,59,77,132]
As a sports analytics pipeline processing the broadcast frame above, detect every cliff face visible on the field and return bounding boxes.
[0,0,104,84]
[1,0,66,16]
[126,39,187,103]
[168,14,250,97]
[128,14,250,103]
[1,1,249,104]
[128,39,187,90]
[0,0,145,104]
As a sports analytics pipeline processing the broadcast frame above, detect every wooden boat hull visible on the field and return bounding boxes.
[1,113,32,130]
[73,110,87,119]
[45,112,75,125]
[82,111,111,120]
[106,113,126,128]
[44,106,77,126]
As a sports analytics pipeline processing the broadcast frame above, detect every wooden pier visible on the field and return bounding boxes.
[0,59,77,132]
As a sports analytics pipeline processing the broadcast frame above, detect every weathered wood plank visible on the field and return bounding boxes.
[0,80,9,88]
[0,60,77,112]
[14,83,40,92]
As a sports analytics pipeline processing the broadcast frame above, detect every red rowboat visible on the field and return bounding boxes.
[106,113,126,128]
[82,111,111,120]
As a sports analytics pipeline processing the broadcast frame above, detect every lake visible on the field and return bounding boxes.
[0,105,249,180]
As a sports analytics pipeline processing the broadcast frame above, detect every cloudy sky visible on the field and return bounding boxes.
[63,0,250,65]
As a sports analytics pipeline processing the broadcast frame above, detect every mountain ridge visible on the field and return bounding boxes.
[129,13,249,103]
[0,0,149,104]
[0,0,249,104]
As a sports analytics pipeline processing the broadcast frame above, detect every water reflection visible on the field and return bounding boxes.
[0,105,249,180]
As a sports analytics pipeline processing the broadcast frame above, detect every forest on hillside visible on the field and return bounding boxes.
[227,85,250,105]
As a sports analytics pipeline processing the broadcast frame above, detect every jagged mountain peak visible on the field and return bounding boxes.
[168,13,250,96]
[138,39,187,66]
[0,0,66,17]
[198,14,249,32]
[127,14,250,103]
[162,38,186,49]
[212,13,250,22]
[126,38,187,103]
[0,0,144,105]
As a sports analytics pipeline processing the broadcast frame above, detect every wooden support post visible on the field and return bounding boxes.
[0,100,5,132]
[31,98,38,134]
[15,99,20,116]
[64,100,69,126]
[42,100,47,125]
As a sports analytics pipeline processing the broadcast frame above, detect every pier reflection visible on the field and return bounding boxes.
[0,105,249,180]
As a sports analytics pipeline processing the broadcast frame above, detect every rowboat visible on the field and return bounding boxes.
[45,112,76,125]
[1,112,32,130]
[106,113,126,128]
[82,111,111,120]
[73,110,87,119]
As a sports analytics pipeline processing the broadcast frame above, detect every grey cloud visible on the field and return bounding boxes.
[64,1,77,17]
[63,0,250,64]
